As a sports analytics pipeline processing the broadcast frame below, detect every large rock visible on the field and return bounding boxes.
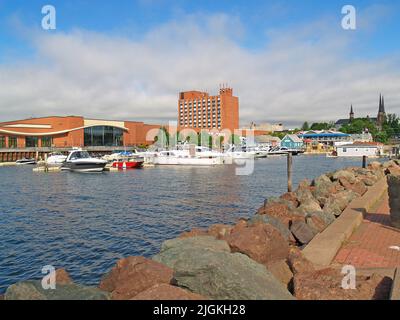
[248,214,293,242]
[226,224,289,265]
[99,256,174,300]
[280,192,299,208]
[153,236,231,268]
[332,170,357,183]
[290,220,316,245]
[164,248,294,300]
[293,268,391,300]
[287,247,315,275]
[388,175,400,229]
[312,174,334,198]
[131,284,207,300]
[5,281,110,300]
[339,177,368,196]
[306,213,328,233]
[258,202,304,228]
[265,260,293,288]
[323,190,357,217]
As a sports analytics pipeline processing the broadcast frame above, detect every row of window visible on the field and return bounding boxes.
[179,98,220,106]
[0,136,53,148]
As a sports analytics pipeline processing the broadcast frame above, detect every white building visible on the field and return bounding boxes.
[336,143,383,157]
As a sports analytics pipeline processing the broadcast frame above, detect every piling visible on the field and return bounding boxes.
[287,152,293,192]
[362,155,367,169]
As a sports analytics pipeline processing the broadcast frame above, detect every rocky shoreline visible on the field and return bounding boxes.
[3,160,400,300]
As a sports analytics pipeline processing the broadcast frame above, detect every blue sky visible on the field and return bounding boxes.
[0,0,400,126]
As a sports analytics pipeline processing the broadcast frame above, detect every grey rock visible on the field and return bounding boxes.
[167,248,294,300]
[309,210,335,226]
[323,190,357,217]
[5,280,110,300]
[290,220,316,245]
[153,236,231,267]
[388,175,400,229]
[332,170,356,184]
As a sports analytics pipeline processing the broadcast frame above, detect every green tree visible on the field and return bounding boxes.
[301,121,310,131]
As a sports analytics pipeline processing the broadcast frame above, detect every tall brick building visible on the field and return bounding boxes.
[178,86,239,132]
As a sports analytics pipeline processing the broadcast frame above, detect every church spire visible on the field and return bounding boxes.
[349,104,354,122]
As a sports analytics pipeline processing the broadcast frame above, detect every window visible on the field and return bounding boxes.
[25,136,38,148]
[0,136,5,148]
[84,126,124,147]
[41,137,53,147]
[8,136,17,148]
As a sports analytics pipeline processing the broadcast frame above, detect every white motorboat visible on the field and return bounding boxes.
[16,158,36,165]
[46,152,67,165]
[62,149,107,172]
[153,150,221,166]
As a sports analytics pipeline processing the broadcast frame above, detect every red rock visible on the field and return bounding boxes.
[261,203,304,228]
[56,269,73,285]
[208,224,233,240]
[131,284,207,300]
[287,247,315,275]
[179,228,208,238]
[227,224,289,266]
[231,219,248,233]
[266,260,293,288]
[99,256,173,300]
[339,177,367,196]
[280,192,300,208]
[293,268,392,300]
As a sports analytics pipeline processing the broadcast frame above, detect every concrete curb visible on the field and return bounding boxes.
[302,177,388,269]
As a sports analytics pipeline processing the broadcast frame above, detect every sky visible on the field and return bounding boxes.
[0,0,400,128]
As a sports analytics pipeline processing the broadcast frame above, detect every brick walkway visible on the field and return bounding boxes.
[334,192,400,268]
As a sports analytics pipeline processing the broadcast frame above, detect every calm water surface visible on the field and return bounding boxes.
[0,155,374,292]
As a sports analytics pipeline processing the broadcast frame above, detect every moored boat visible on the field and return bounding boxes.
[62,149,107,172]
[16,158,36,165]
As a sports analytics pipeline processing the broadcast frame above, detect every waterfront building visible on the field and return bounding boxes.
[178,86,239,133]
[0,116,161,150]
[254,135,281,147]
[335,94,387,130]
[298,130,351,146]
[336,142,383,157]
[280,134,304,150]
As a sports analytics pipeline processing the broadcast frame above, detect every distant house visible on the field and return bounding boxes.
[336,142,383,157]
[255,135,281,147]
[281,134,304,150]
[298,130,351,146]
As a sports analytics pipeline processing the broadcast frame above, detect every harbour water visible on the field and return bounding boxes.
[0,155,378,293]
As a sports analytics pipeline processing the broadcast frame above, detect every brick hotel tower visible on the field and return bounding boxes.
[178,86,239,132]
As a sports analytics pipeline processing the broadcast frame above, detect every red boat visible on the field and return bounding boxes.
[112,160,144,169]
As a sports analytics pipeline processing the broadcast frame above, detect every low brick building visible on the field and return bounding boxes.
[0,116,161,149]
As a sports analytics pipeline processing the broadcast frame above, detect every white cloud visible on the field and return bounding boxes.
[0,10,399,127]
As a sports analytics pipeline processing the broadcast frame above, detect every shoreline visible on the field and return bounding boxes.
[3,159,400,300]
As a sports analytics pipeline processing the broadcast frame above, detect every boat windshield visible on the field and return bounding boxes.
[70,151,91,160]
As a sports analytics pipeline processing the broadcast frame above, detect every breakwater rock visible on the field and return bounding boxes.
[4,159,400,300]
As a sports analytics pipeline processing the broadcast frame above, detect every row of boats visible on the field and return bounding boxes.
[17,144,300,173]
